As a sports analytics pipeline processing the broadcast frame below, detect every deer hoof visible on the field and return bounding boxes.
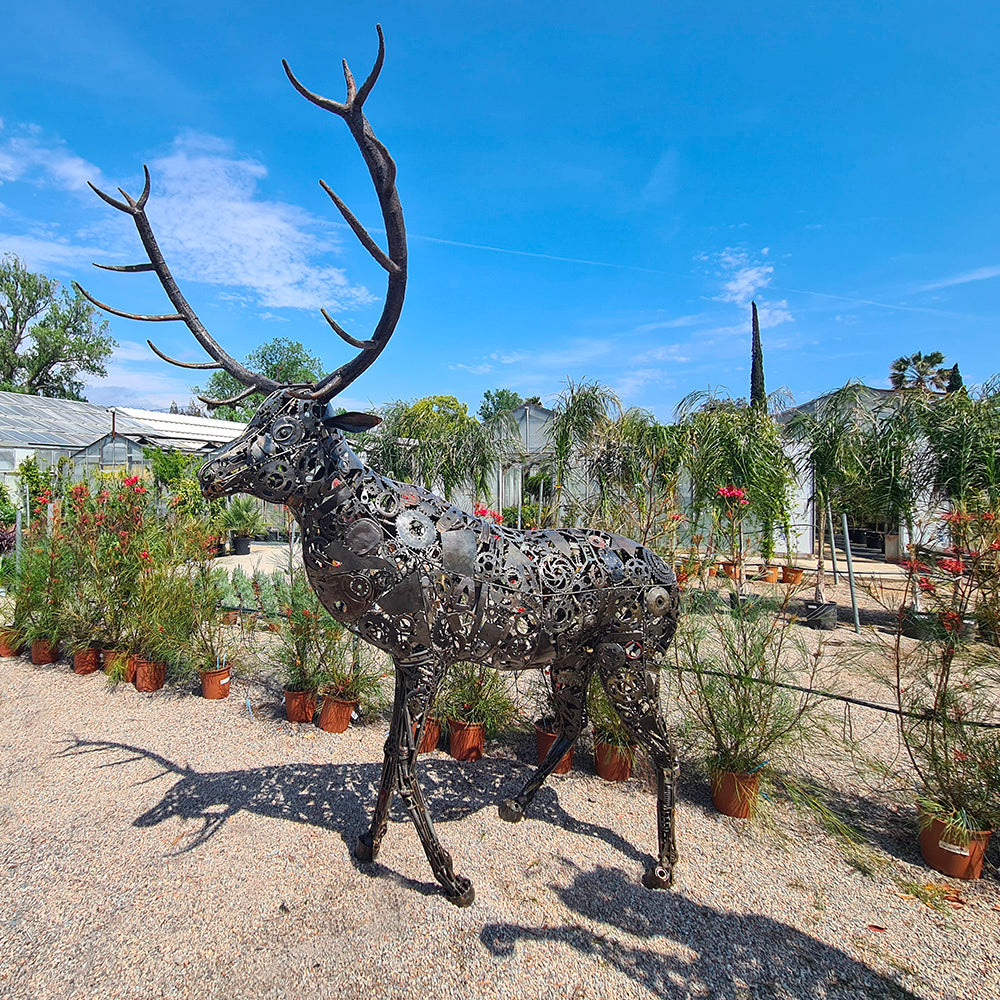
[355,833,377,863]
[446,877,475,908]
[643,865,673,890]
[498,799,524,823]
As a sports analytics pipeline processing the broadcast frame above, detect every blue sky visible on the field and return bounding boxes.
[2,1,998,419]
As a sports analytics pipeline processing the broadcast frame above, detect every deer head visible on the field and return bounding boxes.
[77,26,404,502]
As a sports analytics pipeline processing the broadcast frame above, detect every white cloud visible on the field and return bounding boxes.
[633,313,704,334]
[713,246,775,305]
[0,123,103,193]
[0,231,108,270]
[638,343,691,363]
[917,264,1000,293]
[139,132,375,313]
[450,362,495,375]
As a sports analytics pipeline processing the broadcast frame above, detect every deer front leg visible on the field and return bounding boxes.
[356,655,443,864]
[499,660,588,823]
[596,643,680,890]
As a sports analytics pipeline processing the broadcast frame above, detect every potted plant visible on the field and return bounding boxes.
[219,496,267,556]
[887,508,1000,879]
[437,661,519,761]
[530,670,574,774]
[18,503,66,665]
[316,639,388,734]
[251,570,283,631]
[587,677,637,781]
[672,599,827,818]
[271,561,343,723]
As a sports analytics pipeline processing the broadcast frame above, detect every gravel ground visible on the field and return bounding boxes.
[1,646,998,1000]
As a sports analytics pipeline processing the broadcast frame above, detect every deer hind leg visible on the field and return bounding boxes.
[499,659,589,824]
[596,643,680,890]
[356,655,443,866]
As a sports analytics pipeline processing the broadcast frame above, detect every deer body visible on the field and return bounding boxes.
[84,28,683,907]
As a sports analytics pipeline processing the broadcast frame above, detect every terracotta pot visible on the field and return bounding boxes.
[222,611,239,626]
[534,720,574,774]
[414,717,442,753]
[711,771,760,818]
[594,739,636,782]
[719,561,738,580]
[201,666,230,699]
[448,720,485,761]
[31,638,60,665]
[919,815,992,880]
[317,696,357,733]
[134,658,166,692]
[707,566,719,578]
[72,648,101,675]
[284,689,317,723]
[757,565,779,583]
[781,566,804,585]
[102,649,136,683]
[0,628,23,658]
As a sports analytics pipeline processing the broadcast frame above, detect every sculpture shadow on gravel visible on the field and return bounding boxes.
[58,738,650,887]
[480,862,922,1000]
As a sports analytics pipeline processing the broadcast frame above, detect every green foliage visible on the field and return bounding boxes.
[946,364,964,394]
[0,254,116,399]
[194,338,323,421]
[888,350,948,392]
[672,603,826,776]
[364,394,516,501]
[749,301,766,409]
[0,483,17,526]
[478,387,522,423]
[587,676,636,752]
[143,447,200,487]
[502,503,539,528]
[16,455,54,508]
[437,662,520,734]
[219,496,268,538]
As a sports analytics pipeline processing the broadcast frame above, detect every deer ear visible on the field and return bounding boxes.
[324,410,382,433]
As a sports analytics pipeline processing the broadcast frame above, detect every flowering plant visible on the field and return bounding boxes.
[887,508,1000,837]
[713,484,751,592]
[474,503,503,524]
[436,661,519,733]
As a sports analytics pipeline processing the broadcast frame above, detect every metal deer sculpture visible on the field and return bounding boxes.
[79,26,681,907]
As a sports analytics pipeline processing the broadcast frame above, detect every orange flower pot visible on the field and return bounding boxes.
[919,815,992,880]
[102,650,136,683]
[284,689,317,723]
[201,666,230,699]
[781,566,804,585]
[0,628,23,657]
[317,696,357,733]
[134,658,166,692]
[711,771,760,818]
[594,739,636,782]
[719,562,738,580]
[534,721,573,774]
[758,565,779,583]
[414,717,442,753]
[448,720,485,761]
[31,639,60,665]
[72,649,101,675]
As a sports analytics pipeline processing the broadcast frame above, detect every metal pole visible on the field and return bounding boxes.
[827,501,840,586]
[24,486,30,529]
[15,510,21,575]
[538,478,544,528]
[841,512,861,634]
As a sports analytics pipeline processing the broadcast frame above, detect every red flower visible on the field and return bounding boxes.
[937,557,965,575]
[953,749,969,762]
[917,576,935,593]
[123,475,140,487]
[140,551,151,561]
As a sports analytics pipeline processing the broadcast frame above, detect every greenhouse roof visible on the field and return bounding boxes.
[0,390,246,453]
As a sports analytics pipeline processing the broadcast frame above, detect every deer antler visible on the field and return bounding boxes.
[282,23,408,402]
[76,166,282,402]
[82,25,406,407]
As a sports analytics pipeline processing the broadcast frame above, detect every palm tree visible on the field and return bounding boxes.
[784,384,865,603]
[547,379,620,526]
[889,351,948,392]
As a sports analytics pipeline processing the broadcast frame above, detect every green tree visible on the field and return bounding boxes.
[0,254,115,399]
[364,394,517,501]
[749,301,766,409]
[194,338,324,420]
[478,388,522,423]
[142,446,201,487]
[889,350,948,392]
[946,364,965,393]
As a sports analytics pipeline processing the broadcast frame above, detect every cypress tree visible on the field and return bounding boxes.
[946,363,964,393]
[750,301,766,409]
